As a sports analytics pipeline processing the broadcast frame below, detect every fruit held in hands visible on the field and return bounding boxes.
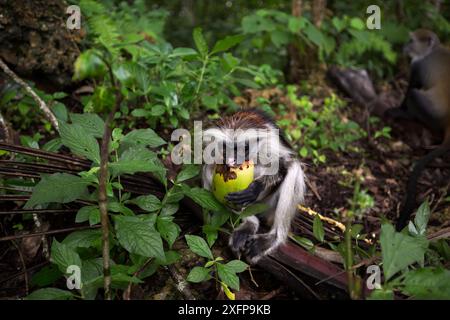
[212,161,254,208]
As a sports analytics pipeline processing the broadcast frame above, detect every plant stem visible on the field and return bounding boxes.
[195,56,208,96]
[98,61,122,300]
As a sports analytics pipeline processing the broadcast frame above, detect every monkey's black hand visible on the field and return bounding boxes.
[225,181,263,207]
[244,233,277,264]
[229,228,254,258]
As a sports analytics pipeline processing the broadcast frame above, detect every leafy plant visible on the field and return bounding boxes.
[185,235,248,300]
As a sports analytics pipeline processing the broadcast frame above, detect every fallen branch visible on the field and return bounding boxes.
[0,58,59,130]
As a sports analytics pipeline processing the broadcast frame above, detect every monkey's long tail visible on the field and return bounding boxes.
[397,143,450,231]
[272,160,306,242]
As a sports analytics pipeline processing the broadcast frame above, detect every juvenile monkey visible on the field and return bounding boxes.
[385,29,450,230]
[202,109,306,263]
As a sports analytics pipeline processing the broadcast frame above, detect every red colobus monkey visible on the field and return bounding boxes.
[202,109,306,263]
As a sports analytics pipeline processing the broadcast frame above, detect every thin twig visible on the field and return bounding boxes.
[0,58,59,130]
[10,240,29,295]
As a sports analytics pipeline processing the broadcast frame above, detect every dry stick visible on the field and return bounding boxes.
[0,58,59,131]
[0,225,99,242]
[165,264,196,300]
[98,64,123,300]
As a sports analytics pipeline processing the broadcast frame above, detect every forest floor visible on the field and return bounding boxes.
[1,73,449,300]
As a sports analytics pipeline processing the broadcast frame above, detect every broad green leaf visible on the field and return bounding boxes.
[182,185,227,212]
[402,267,450,299]
[217,263,239,291]
[185,235,213,260]
[70,113,105,138]
[130,194,161,212]
[380,223,429,281]
[225,260,248,273]
[75,206,99,223]
[51,240,82,274]
[313,214,325,242]
[160,203,179,217]
[121,128,166,150]
[25,173,89,208]
[187,266,211,283]
[59,122,100,163]
[176,165,200,183]
[211,34,244,55]
[157,216,180,247]
[115,215,164,260]
[110,147,166,183]
[25,288,74,300]
[30,265,63,287]
[193,27,208,57]
[62,229,102,249]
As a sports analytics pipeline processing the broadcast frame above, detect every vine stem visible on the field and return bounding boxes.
[98,61,122,300]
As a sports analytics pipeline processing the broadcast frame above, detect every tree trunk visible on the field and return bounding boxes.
[0,0,82,87]
[312,0,327,27]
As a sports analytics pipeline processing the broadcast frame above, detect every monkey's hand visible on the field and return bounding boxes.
[225,181,263,207]
[244,233,278,264]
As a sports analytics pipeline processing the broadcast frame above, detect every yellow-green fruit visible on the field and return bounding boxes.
[212,161,255,207]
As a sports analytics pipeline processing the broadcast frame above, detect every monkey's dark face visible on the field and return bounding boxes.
[221,140,251,168]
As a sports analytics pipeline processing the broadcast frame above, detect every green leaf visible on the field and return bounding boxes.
[31,265,63,287]
[70,113,105,138]
[176,165,200,183]
[62,229,102,249]
[121,129,166,150]
[402,267,450,299]
[380,223,429,281]
[59,122,100,163]
[367,288,394,300]
[193,27,208,57]
[150,104,165,117]
[110,147,166,183]
[187,266,211,283]
[217,263,239,291]
[51,240,82,274]
[157,216,180,247]
[160,203,179,217]
[225,260,248,273]
[170,47,198,58]
[185,235,213,260]
[211,34,244,55]
[130,194,162,212]
[240,203,268,219]
[73,49,106,80]
[115,215,165,260]
[413,201,430,235]
[25,288,74,300]
[182,186,227,212]
[25,173,89,208]
[291,235,314,251]
[313,214,325,242]
[75,206,99,223]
